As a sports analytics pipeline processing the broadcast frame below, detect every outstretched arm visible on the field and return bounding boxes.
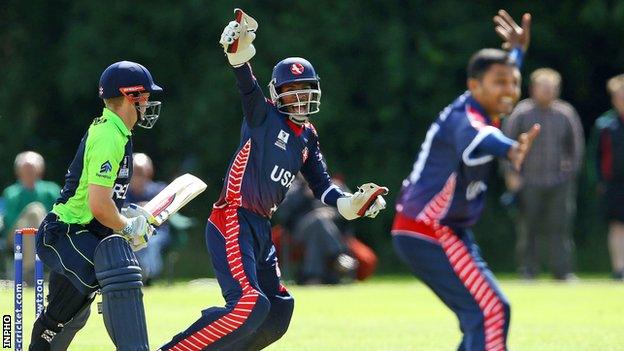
[300,132,343,206]
[220,9,267,127]
[300,130,388,220]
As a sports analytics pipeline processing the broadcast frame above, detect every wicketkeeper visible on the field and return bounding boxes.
[158,9,388,351]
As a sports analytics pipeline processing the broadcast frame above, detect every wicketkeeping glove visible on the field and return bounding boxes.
[337,183,389,220]
[118,215,154,252]
[219,8,258,67]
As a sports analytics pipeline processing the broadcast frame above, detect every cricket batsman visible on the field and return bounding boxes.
[391,10,538,351]
[29,61,163,351]
[158,8,388,351]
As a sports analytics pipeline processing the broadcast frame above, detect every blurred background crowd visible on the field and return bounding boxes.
[1,1,624,284]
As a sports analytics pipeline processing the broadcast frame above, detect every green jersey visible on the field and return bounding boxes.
[52,108,133,235]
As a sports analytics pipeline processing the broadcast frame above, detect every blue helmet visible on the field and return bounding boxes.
[268,57,321,119]
[98,61,163,129]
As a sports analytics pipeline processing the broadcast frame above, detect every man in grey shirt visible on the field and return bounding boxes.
[503,68,584,280]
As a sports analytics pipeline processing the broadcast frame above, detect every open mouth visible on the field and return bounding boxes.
[288,104,308,114]
[500,96,514,105]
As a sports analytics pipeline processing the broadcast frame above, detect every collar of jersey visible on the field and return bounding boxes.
[102,108,132,137]
[465,93,492,124]
[285,117,304,136]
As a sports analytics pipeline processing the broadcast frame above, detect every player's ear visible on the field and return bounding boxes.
[467,78,481,94]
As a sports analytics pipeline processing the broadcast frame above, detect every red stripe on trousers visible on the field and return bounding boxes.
[393,213,507,351]
[170,140,259,351]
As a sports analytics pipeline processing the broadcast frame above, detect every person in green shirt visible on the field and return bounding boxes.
[28,61,163,351]
[2,151,60,281]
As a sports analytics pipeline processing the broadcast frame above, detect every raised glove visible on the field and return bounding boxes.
[118,215,154,251]
[219,9,258,67]
[337,183,389,220]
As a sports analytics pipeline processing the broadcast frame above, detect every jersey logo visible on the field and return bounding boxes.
[92,116,107,125]
[118,156,130,178]
[266,245,276,262]
[302,147,309,163]
[270,165,295,188]
[466,181,487,201]
[100,161,113,174]
[274,130,290,150]
[113,183,129,200]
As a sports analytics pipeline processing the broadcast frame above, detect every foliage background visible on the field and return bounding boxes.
[1,1,623,276]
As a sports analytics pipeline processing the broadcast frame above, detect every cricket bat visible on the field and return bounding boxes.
[143,173,207,226]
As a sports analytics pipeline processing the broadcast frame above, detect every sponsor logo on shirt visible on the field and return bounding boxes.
[118,156,130,178]
[100,161,112,174]
[113,183,129,200]
[274,130,290,150]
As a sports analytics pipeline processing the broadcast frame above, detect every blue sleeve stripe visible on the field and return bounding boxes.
[509,47,524,69]
[462,126,515,165]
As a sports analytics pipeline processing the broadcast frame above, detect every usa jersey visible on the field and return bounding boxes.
[396,92,514,227]
[215,63,342,218]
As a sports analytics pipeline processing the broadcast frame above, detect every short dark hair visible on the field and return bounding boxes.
[467,48,514,79]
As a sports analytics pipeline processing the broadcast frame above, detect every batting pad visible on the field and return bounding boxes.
[94,235,149,351]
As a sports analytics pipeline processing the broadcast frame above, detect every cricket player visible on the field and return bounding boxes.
[391,11,538,351]
[158,9,388,351]
[29,61,163,351]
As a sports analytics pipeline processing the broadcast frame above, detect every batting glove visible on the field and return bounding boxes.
[337,183,389,220]
[121,203,156,224]
[118,215,154,252]
[219,8,258,67]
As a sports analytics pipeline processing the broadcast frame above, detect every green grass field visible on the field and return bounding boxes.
[1,277,623,350]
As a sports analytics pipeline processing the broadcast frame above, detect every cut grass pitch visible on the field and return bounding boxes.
[1,277,623,350]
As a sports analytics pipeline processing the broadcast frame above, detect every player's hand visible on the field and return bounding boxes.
[508,123,540,171]
[121,203,156,224]
[337,183,389,220]
[119,215,154,251]
[505,172,523,192]
[128,232,151,252]
[494,10,531,52]
[219,8,258,67]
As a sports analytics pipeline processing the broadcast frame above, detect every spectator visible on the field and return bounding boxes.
[276,177,366,285]
[1,151,60,280]
[592,74,624,280]
[503,68,585,280]
[125,153,171,283]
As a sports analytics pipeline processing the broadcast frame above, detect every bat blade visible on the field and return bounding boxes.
[143,173,207,226]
